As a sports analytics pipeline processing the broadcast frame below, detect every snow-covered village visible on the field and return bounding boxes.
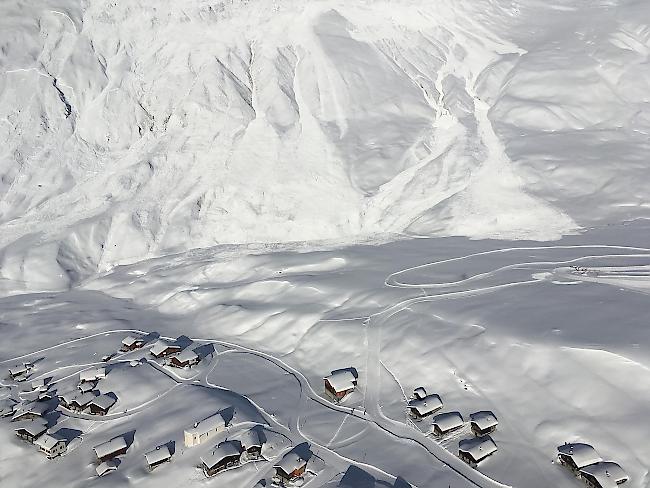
[1,0,649,487]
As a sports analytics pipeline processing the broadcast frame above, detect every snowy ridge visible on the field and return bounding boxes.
[2,0,649,292]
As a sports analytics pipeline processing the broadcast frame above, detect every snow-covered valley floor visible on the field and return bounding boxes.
[1,221,649,488]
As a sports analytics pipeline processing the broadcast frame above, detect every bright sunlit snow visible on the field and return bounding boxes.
[1,1,649,487]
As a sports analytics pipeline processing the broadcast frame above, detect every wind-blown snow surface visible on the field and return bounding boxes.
[2,0,650,290]
[1,221,650,488]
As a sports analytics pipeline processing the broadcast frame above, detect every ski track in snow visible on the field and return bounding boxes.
[3,244,650,487]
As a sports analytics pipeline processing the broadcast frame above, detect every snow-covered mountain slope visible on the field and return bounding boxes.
[1,0,649,290]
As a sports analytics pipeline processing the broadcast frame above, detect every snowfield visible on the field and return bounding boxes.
[1,0,650,487]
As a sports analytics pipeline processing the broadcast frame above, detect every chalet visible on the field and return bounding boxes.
[11,401,49,421]
[184,412,228,447]
[275,451,308,483]
[201,441,243,476]
[557,443,603,473]
[469,411,498,436]
[34,433,67,458]
[94,436,128,462]
[167,347,200,368]
[14,419,48,443]
[459,436,498,467]
[413,387,427,400]
[431,411,464,436]
[408,394,443,419]
[9,363,32,381]
[96,460,118,477]
[68,391,98,412]
[121,335,145,352]
[150,339,182,358]
[579,461,629,488]
[86,394,117,416]
[58,390,80,409]
[240,428,264,460]
[79,367,106,383]
[324,370,357,401]
[144,444,172,470]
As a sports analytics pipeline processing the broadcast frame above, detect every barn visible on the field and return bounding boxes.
[201,441,242,476]
[34,433,67,458]
[144,444,172,470]
[184,412,228,447]
[431,411,464,436]
[408,394,443,419]
[324,370,357,401]
[93,436,128,462]
[557,443,603,473]
[275,451,309,483]
[579,461,629,488]
[459,436,498,467]
[469,411,498,436]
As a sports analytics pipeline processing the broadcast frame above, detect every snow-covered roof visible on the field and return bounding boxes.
[172,347,198,364]
[557,443,602,469]
[11,401,48,420]
[275,451,307,474]
[324,370,357,393]
[9,364,29,375]
[34,433,64,450]
[150,339,179,356]
[94,436,127,459]
[31,378,46,389]
[185,412,226,436]
[239,428,263,450]
[79,367,106,382]
[78,382,94,393]
[432,411,464,432]
[459,436,498,462]
[579,461,629,488]
[96,460,117,477]
[89,394,117,410]
[469,410,498,430]
[201,441,241,469]
[144,445,172,465]
[70,391,97,407]
[122,335,142,346]
[0,398,16,416]
[14,419,48,436]
[413,387,427,399]
[59,390,79,404]
[408,394,443,415]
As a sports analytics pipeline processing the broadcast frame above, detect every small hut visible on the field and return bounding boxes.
[324,370,357,401]
[469,411,498,436]
[96,460,118,477]
[121,335,145,352]
[93,436,128,462]
[275,451,308,483]
[459,436,498,467]
[413,387,427,400]
[144,444,172,471]
[408,394,443,419]
[431,411,464,436]
[557,443,602,473]
[79,367,106,384]
[579,461,629,488]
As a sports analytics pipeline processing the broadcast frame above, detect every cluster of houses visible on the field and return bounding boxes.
[557,443,629,488]
[407,387,499,467]
[120,333,213,369]
[58,367,117,416]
